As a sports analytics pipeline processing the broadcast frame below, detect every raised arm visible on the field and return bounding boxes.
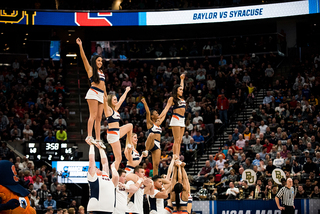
[96,143,109,175]
[76,38,92,77]
[167,154,178,180]
[125,177,144,194]
[115,87,131,111]
[141,98,153,128]
[159,97,173,123]
[111,162,119,187]
[180,74,185,90]
[88,142,96,177]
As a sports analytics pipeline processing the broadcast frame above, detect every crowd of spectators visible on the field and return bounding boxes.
[0,57,70,149]
[190,52,320,200]
[92,35,278,59]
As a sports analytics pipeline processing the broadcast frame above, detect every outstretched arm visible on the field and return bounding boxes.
[115,87,131,111]
[111,163,119,187]
[88,142,96,177]
[141,98,153,129]
[181,165,190,193]
[159,97,173,123]
[96,143,109,175]
[180,74,185,90]
[76,38,92,77]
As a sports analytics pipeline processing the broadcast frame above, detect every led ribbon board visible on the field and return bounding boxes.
[0,0,319,26]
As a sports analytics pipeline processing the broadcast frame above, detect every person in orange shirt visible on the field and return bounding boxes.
[214,148,226,161]
[0,160,36,214]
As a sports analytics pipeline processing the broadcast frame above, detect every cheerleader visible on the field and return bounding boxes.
[86,138,119,214]
[171,159,191,214]
[124,133,148,174]
[165,74,186,156]
[141,98,171,176]
[76,38,105,148]
[103,88,132,170]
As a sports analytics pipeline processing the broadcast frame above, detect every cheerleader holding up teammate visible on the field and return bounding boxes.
[86,135,119,214]
[76,38,105,148]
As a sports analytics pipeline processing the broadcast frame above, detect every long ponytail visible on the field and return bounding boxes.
[173,183,183,210]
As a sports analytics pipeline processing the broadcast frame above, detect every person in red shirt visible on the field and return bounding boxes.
[32,170,43,182]
[263,139,273,153]
[217,93,229,125]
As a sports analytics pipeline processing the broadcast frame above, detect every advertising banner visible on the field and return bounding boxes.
[0,0,319,26]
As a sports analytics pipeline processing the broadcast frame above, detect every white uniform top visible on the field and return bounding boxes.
[148,189,164,214]
[114,183,129,214]
[87,171,115,212]
[127,180,145,214]
[149,123,162,135]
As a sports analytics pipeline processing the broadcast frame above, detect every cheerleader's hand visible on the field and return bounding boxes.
[142,150,148,157]
[141,98,146,104]
[76,38,82,46]
[125,87,131,93]
[180,74,185,80]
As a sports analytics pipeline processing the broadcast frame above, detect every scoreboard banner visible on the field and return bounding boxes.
[0,0,319,26]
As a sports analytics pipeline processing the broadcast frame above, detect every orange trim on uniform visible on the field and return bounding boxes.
[90,88,98,94]
[165,207,173,214]
[172,115,179,120]
[125,168,131,171]
[107,131,118,135]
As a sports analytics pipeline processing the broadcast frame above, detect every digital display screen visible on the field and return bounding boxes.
[0,0,318,27]
[50,41,60,61]
[52,161,100,184]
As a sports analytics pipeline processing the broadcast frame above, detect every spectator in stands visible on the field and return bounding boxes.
[193,130,205,156]
[303,157,317,175]
[37,184,49,206]
[216,154,226,170]
[185,138,197,160]
[217,93,229,125]
[236,134,245,148]
[232,128,240,142]
[263,91,273,105]
[196,160,212,182]
[226,182,239,200]
[214,148,226,160]
[242,158,253,170]
[159,161,168,176]
[295,185,306,198]
[273,152,284,168]
[44,132,56,143]
[33,176,43,191]
[22,125,33,141]
[56,127,67,142]
[44,194,57,210]
[60,184,72,208]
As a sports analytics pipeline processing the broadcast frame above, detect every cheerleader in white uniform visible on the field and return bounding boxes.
[103,88,132,170]
[170,158,191,214]
[126,166,155,214]
[164,74,186,156]
[76,38,105,148]
[141,98,171,176]
[86,136,119,214]
[124,133,148,174]
[114,169,145,214]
